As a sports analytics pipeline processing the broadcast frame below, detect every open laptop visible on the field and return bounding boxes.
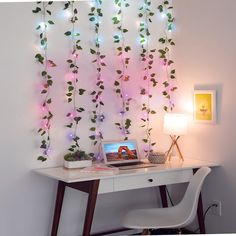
[101,139,155,170]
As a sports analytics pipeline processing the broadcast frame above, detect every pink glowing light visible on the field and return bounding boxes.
[72,53,79,58]
[65,72,76,81]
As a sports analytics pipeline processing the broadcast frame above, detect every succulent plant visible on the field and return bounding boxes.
[64,150,91,162]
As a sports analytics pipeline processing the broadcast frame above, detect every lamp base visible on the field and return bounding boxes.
[166,135,184,162]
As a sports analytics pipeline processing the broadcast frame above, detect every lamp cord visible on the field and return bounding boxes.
[193,203,217,233]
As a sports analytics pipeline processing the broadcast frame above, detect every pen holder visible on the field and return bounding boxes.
[148,152,167,164]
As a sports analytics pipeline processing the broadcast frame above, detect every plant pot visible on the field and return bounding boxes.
[64,159,92,169]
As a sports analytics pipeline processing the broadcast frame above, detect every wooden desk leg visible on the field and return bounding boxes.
[159,185,168,208]
[197,193,205,234]
[193,168,206,234]
[82,180,100,236]
[51,181,66,236]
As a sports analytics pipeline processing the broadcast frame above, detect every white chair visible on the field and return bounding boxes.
[123,167,211,233]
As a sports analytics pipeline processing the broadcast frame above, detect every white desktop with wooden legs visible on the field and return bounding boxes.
[35,158,218,236]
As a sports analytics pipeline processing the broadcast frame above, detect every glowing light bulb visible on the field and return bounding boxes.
[161,13,166,19]
[39,22,47,30]
[65,72,75,81]
[89,0,95,7]
[72,52,79,58]
[41,105,46,112]
[64,9,72,18]
[67,133,75,141]
[119,110,125,115]
[96,37,102,44]
[99,114,105,122]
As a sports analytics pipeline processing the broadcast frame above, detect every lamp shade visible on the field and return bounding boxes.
[163,114,188,136]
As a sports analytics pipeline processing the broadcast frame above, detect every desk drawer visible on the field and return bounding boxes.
[98,178,114,194]
[114,170,193,192]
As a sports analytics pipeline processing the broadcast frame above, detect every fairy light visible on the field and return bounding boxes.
[39,22,47,30]
[161,12,166,19]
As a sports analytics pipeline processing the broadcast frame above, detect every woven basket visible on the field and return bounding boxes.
[148,152,167,164]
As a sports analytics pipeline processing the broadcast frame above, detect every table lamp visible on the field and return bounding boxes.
[163,113,188,161]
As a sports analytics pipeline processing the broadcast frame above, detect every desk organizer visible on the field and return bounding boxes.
[148,152,167,164]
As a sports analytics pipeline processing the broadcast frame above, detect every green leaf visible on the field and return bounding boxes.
[89,135,96,140]
[32,7,41,13]
[79,89,86,95]
[46,98,52,104]
[90,49,96,54]
[68,86,74,92]
[90,127,96,131]
[37,156,47,162]
[41,71,47,76]
[47,80,53,86]
[48,20,54,25]
[64,31,71,36]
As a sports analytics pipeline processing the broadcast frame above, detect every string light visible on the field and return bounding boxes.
[138,0,157,156]
[88,0,105,159]
[33,2,56,162]
[113,0,131,140]
[157,0,177,111]
[64,1,85,153]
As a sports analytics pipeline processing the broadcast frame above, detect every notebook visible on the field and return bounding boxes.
[101,139,155,170]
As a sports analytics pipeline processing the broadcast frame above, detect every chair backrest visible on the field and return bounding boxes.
[176,167,211,227]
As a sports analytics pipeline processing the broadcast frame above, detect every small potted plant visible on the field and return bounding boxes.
[64,150,92,169]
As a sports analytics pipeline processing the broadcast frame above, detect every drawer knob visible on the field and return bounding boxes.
[148,178,153,183]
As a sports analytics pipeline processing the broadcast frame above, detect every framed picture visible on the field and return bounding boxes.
[193,90,216,124]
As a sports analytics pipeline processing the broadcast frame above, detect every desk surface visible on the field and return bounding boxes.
[34,158,218,183]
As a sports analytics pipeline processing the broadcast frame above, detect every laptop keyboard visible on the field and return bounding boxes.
[111,162,143,167]
[109,162,156,170]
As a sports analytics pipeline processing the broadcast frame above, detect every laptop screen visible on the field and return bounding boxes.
[102,140,139,165]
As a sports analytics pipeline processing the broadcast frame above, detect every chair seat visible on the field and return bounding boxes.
[123,167,211,231]
[124,207,187,229]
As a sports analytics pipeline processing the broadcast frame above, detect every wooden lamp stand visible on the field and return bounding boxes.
[166,135,184,161]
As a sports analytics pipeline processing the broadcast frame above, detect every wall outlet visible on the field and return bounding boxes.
[211,200,222,216]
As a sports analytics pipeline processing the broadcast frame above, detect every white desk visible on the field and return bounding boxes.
[35,159,218,236]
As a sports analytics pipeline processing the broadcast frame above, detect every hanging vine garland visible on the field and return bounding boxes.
[157,0,177,112]
[138,0,157,156]
[63,1,85,153]
[112,0,132,140]
[88,0,106,159]
[33,2,56,162]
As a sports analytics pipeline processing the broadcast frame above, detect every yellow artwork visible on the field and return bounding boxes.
[194,90,216,123]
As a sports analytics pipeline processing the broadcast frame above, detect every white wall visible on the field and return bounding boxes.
[0,1,167,236]
[173,0,236,233]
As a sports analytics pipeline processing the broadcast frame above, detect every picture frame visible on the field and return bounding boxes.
[193,90,216,124]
